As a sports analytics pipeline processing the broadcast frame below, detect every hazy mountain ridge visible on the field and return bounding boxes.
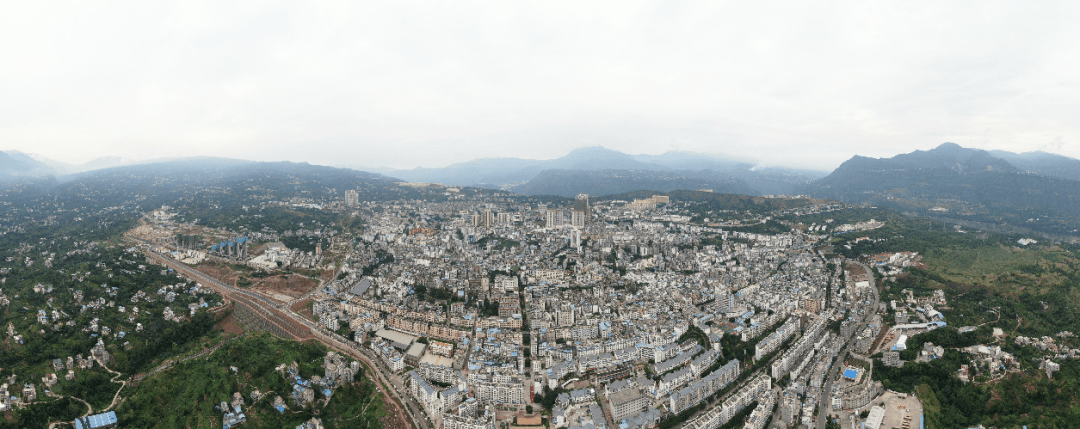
[988,149,1080,181]
[0,157,422,210]
[381,147,661,186]
[374,146,828,197]
[807,143,1080,237]
[0,151,54,179]
[7,143,1080,209]
[509,169,756,197]
[0,150,140,181]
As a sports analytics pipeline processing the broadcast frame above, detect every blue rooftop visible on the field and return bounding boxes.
[75,411,117,429]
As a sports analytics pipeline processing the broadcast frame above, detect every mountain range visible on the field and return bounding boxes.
[7,144,1080,194]
[807,143,1080,237]
[0,150,135,180]
[349,146,829,197]
[6,143,1080,236]
[365,142,1080,237]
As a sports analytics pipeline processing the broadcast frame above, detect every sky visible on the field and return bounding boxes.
[2,1,1079,171]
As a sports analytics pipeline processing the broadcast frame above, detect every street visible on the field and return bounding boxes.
[816,261,879,429]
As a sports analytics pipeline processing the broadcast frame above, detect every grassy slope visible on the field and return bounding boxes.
[915,384,942,429]
[117,333,386,429]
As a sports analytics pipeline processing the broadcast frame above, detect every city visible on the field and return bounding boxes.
[101,186,971,429]
[3,3,1080,426]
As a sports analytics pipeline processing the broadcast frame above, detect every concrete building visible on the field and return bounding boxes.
[571,210,586,228]
[607,388,646,421]
[882,351,901,367]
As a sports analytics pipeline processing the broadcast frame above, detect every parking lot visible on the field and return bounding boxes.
[858,390,923,429]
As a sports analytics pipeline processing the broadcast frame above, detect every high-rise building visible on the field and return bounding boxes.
[482,209,495,228]
[545,210,563,228]
[344,190,359,207]
[556,304,575,327]
[574,194,589,220]
[570,210,585,228]
[716,287,735,313]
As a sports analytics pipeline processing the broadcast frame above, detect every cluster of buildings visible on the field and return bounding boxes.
[1015,334,1080,360]
[248,241,325,270]
[287,194,898,429]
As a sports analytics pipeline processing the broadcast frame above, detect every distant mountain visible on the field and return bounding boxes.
[1,150,140,179]
[807,142,1080,237]
[381,146,657,187]
[30,153,137,175]
[69,156,136,173]
[333,164,400,177]
[41,158,448,211]
[988,150,1080,181]
[628,150,754,171]
[812,143,1066,192]
[375,146,827,197]
[0,151,54,181]
[510,169,755,197]
[552,146,657,170]
[891,142,1019,173]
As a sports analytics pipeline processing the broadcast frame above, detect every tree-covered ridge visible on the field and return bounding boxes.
[0,239,227,427]
[811,208,1080,427]
[808,144,1080,238]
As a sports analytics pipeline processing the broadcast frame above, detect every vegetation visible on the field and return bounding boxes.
[475,235,520,250]
[678,325,711,350]
[0,397,86,429]
[532,385,569,411]
[117,333,385,429]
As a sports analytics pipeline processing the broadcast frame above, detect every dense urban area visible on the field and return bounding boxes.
[2,162,1080,429]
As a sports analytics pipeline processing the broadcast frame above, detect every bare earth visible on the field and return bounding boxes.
[291,298,316,321]
[195,262,320,304]
[214,307,247,335]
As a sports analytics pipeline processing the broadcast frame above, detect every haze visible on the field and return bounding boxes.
[2,1,1079,170]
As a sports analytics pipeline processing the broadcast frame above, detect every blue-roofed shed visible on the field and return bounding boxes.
[75,411,118,429]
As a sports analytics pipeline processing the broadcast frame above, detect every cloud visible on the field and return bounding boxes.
[1,1,1079,170]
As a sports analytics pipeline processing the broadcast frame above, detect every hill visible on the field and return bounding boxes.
[806,143,1080,239]
[0,150,54,181]
[4,157,445,206]
[116,333,387,429]
[988,149,1080,181]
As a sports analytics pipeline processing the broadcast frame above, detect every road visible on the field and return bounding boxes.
[141,248,314,340]
[290,314,433,429]
[133,242,429,429]
[815,261,880,429]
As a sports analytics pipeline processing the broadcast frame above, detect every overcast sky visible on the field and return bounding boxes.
[2,1,1078,171]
